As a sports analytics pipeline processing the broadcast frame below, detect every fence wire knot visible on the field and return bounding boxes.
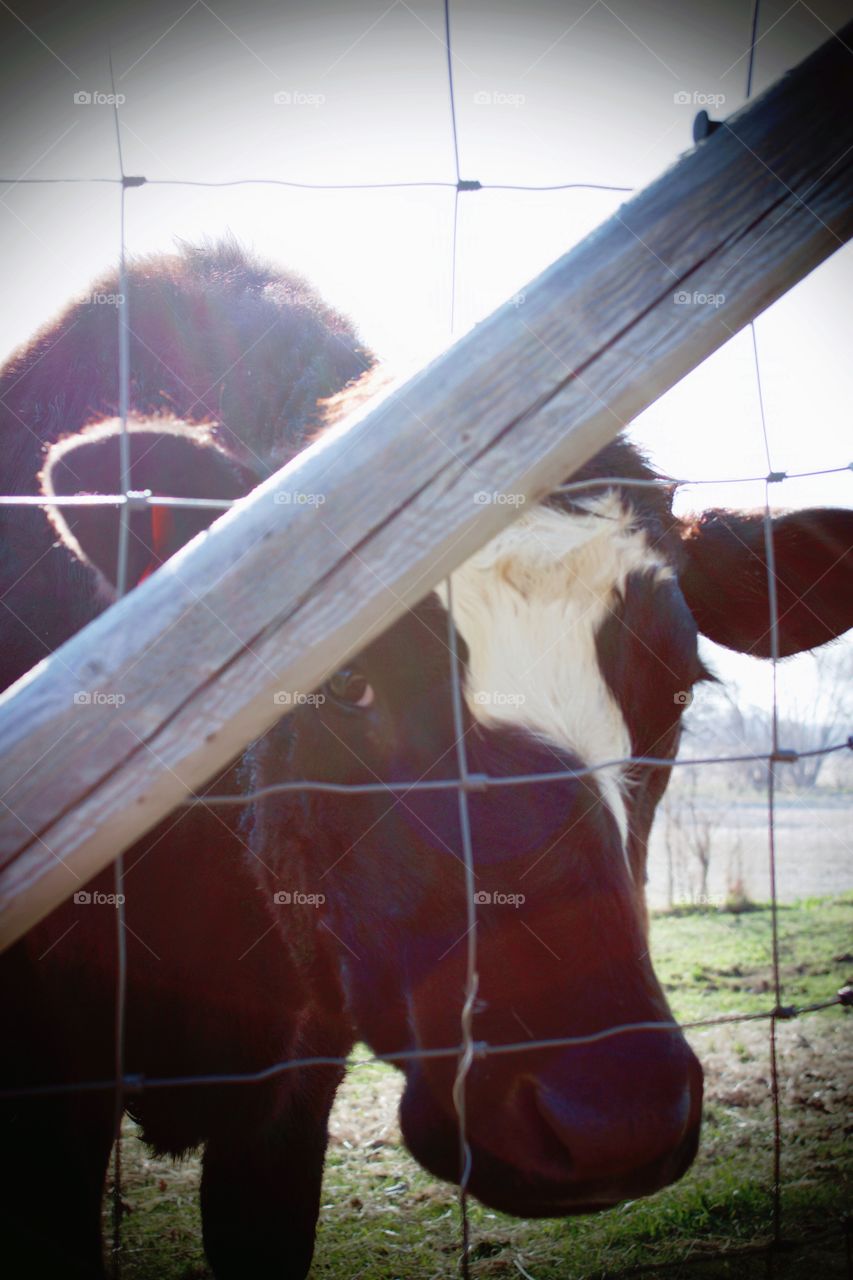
[124,489,153,511]
[770,748,798,764]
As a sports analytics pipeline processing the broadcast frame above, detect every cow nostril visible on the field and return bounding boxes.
[533,1080,692,1182]
[529,1043,702,1186]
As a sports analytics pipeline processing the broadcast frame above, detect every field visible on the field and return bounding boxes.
[108,893,853,1279]
[646,790,853,910]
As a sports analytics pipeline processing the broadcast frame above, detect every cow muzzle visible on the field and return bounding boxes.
[398,1028,703,1215]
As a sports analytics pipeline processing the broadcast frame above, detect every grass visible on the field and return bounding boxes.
[650,893,853,1021]
[109,893,853,1278]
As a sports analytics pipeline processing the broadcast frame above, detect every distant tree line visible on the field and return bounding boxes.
[679,644,852,791]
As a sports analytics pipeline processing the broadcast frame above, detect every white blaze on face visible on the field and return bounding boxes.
[437,495,671,848]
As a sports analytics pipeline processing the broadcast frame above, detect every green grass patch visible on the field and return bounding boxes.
[650,891,853,1021]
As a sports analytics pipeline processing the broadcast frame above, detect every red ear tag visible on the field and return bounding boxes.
[138,505,176,584]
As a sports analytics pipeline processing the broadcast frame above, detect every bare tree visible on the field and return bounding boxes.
[680,642,853,791]
[775,645,853,787]
[662,771,715,907]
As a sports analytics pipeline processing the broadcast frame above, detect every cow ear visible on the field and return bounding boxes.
[41,418,257,595]
[679,507,853,658]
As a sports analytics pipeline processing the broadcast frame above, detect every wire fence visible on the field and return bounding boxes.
[1,1,851,1277]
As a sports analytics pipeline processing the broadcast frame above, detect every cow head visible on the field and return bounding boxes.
[43,421,853,1217]
[247,447,851,1214]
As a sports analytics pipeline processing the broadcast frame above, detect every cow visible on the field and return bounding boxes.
[3,242,852,1271]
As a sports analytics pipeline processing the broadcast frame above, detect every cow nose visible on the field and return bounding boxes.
[532,1033,703,1185]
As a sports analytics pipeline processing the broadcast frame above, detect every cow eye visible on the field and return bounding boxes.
[326,667,374,709]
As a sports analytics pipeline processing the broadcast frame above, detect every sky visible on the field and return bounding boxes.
[1,0,851,729]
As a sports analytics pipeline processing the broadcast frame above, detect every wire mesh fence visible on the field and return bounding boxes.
[0,1,851,1277]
